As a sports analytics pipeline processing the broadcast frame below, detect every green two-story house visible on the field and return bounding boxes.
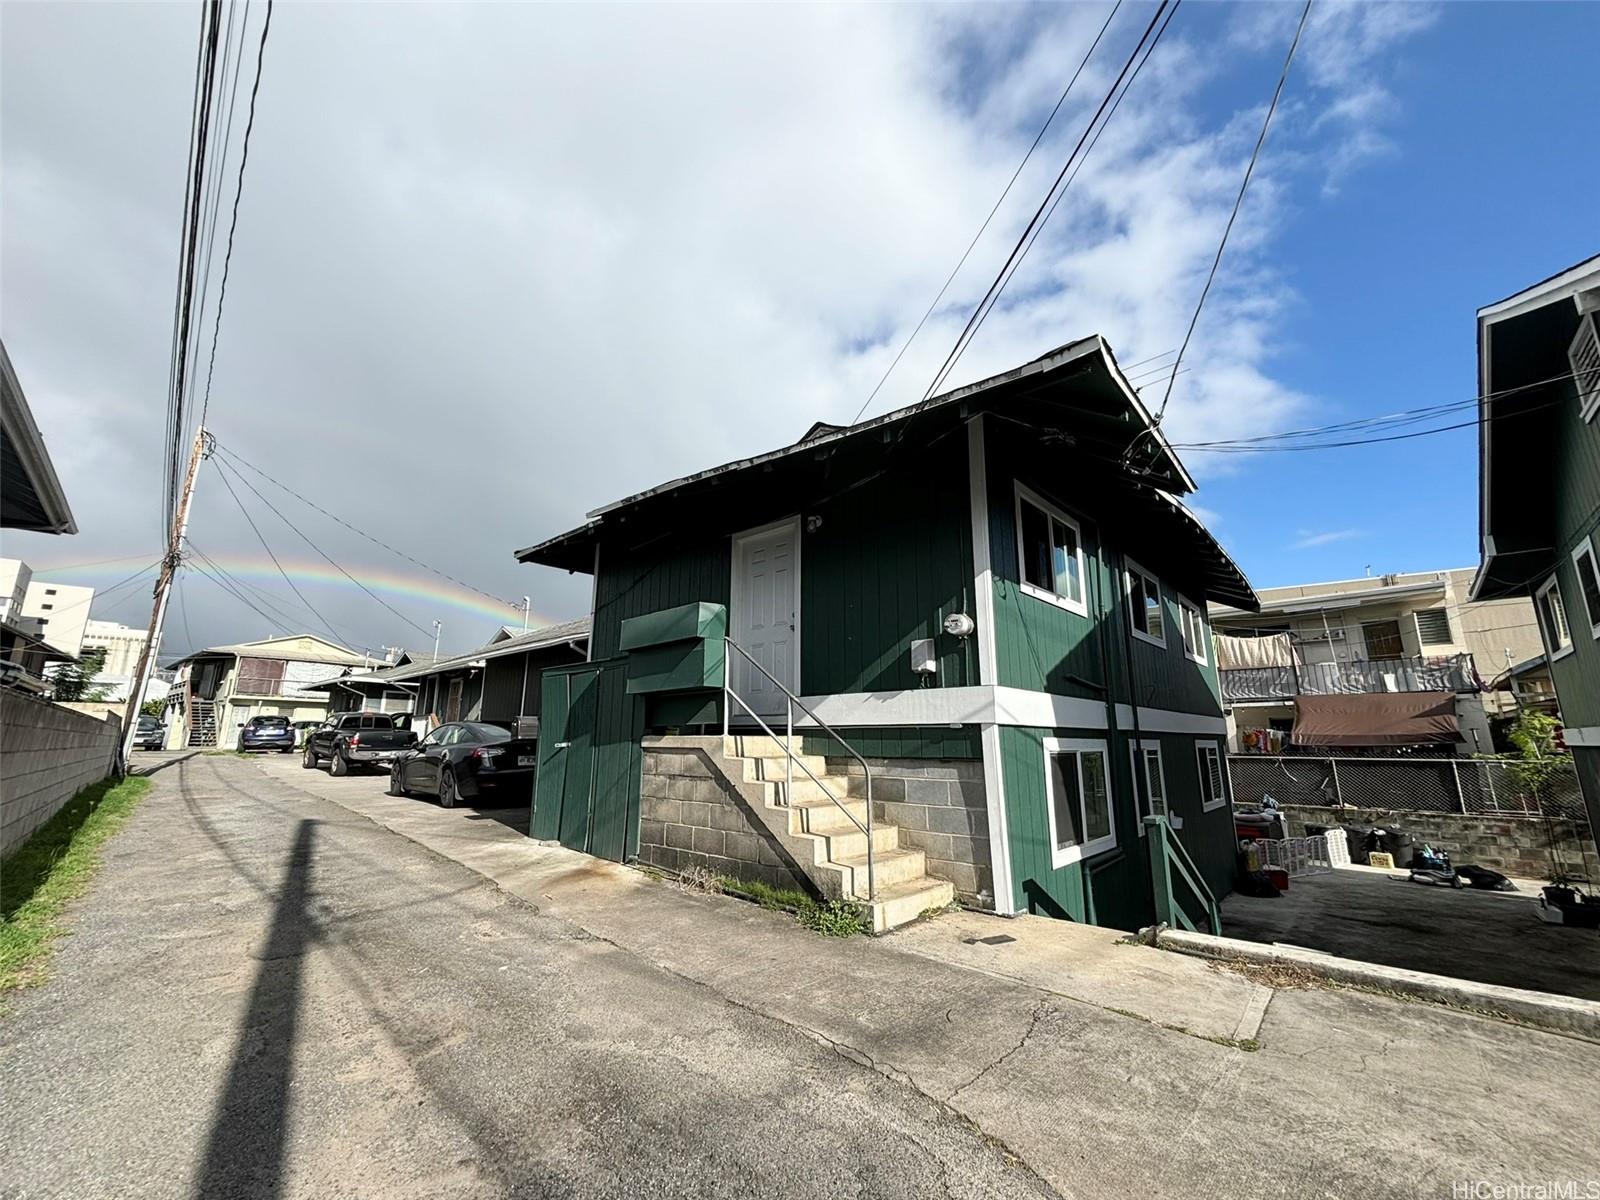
[1472,254,1600,845]
[517,338,1259,931]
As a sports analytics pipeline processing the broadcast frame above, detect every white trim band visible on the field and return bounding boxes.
[790,684,1226,735]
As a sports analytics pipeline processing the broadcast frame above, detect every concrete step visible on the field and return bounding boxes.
[778,775,856,806]
[823,824,900,860]
[831,846,926,893]
[789,796,870,836]
[728,734,816,760]
[744,753,830,783]
[863,878,957,934]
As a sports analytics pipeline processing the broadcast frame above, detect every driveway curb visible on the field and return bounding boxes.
[1157,929,1600,1041]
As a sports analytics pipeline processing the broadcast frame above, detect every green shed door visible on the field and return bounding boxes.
[531,660,642,863]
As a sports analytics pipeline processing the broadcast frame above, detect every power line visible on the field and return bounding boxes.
[209,455,440,638]
[1129,0,1311,471]
[212,441,521,612]
[213,463,359,646]
[918,1,1179,409]
[849,0,1125,424]
[197,0,273,433]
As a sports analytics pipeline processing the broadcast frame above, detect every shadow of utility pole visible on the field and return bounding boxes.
[196,818,318,1200]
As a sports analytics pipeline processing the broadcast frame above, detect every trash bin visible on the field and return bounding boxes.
[1382,830,1415,869]
[1342,825,1372,865]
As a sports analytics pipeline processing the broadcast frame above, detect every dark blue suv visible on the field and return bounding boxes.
[237,714,296,753]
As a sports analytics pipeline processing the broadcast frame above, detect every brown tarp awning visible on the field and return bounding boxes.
[1291,692,1460,747]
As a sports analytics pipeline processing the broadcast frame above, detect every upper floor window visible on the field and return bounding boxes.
[1014,483,1087,616]
[1043,738,1116,866]
[1572,536,1600,639]
[1196,741,1227,811]
[1572,312,1600,423]
[1414,608,1454,648]
[1535,574,1573,658]
[1124,559,1165,647]
[1177,596,1207,664]
[1361,619,1405,660]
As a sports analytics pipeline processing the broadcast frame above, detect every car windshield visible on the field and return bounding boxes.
[250,716,290,728]
[460,722,511,744]
[138,716,160,729]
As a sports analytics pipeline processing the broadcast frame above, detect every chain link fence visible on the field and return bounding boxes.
[1228,754,1587,821]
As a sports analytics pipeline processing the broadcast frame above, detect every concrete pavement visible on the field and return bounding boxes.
[4,752,1597,1198]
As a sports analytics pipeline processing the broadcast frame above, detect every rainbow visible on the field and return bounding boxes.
[29,550,571,644]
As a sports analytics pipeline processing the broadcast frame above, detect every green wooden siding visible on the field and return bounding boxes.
[1000,724,1234,931]
[590,536,731,662]
[801,725,980,760]
[1545,372,1600,727]
[983,422,1222,718]
[800,435,976,694]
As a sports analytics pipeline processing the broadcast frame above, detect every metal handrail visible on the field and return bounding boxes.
[722,636,875,902]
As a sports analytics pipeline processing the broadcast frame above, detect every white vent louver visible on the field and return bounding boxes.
[1573,311,1600,422]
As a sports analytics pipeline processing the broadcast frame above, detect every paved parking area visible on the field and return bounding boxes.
[1222,866,1600,1000]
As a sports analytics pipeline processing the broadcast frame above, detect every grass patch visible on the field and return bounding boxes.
[1,775,152,998]
[674,867,870,937]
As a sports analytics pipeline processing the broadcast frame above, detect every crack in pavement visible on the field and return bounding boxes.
[942,999,1055,1105]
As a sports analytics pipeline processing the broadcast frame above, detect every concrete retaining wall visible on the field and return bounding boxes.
[824,756,992,906]
[1,690,122,856]
[1280,804,1591,880]
[639,738,818,893]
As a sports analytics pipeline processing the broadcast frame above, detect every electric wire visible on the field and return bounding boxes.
[213,463,361,646]
[916,1,1176,411]
[212,442,522,611]
[209,455,440,639]
[848,0,1125,424]
[197,0,273,433]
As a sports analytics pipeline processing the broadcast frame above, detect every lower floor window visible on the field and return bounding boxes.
[1044,738,1117,867]
[1196,741,1226,810]
[1131,741,1167,833]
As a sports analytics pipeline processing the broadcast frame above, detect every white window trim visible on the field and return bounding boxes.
[1536,573,1575,661]
[1124,557,1166,648]
[1570,535,1600,641]
[1130,739,1168,837]
[1042,736,1117,868]
[1197,740,1227,812]
[1175,591,1207,665]
[1013,482,1089,617]
[1572,314,1600,424]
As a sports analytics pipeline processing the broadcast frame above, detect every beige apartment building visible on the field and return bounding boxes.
[1209,568,1544,755]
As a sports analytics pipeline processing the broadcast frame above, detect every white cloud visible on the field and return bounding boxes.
[0,2,1434,654]
[1290,528,1367,550]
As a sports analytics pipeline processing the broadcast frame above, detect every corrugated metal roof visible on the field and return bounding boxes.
[375,616,592,682]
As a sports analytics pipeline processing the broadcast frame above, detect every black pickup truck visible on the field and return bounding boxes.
[302,713,417,776]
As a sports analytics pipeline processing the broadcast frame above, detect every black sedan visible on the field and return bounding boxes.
[388,721,538,808]
[236,714,296,753]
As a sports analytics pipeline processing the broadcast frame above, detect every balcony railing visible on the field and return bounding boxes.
[1220,654,1478,702]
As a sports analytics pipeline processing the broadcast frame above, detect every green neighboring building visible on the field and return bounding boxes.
[1472,253,1600,842]
[518,338,1259,931]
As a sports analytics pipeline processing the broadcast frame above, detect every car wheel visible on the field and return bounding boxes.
[330,750,349,778]
[388,763,410,797]
[439,767,459,809]
[302,745,317,769]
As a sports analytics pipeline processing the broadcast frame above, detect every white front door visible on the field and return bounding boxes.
[731,518,800,718]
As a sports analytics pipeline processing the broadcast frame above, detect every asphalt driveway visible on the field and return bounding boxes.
[4,754,1597,1198]
[1221,866,1600,1000]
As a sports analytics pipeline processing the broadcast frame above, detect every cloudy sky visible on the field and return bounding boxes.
[3,1,1596,658]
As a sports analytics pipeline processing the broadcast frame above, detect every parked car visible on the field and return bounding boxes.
[237,714,296,753]
[133,714,167,751]
[303,712,418,776]
[291,719,321,748]
[388,721,538,808]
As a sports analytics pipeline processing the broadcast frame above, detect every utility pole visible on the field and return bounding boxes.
[432,619,442,661]
[121,426,211,767]
[521,596,530,631]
